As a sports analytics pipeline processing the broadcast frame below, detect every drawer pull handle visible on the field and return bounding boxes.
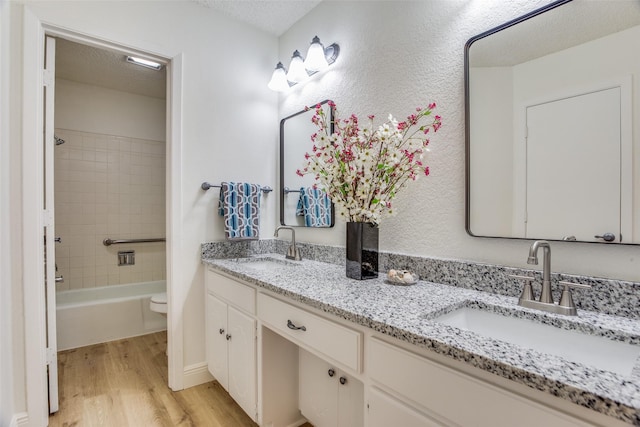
[226,334,231,341]
[287,319,307,331]
[219,328,225,335]
[328,369,335,377]
[339,376,347,385]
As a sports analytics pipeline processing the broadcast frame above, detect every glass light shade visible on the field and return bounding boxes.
[304,36,329,71]
[286,50,309,83]
[267,62,290,92]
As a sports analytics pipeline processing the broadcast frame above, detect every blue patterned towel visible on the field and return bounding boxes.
[218,182,261,240]
[296,187,332,227]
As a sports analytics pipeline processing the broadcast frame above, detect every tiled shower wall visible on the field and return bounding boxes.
[54,128,166,291]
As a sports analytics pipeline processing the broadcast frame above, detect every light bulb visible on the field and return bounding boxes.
[304,36,329,72]
[286,50,309,83]
[267,62,290,92]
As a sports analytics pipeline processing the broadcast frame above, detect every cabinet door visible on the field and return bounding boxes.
[206,293,229,390]
[337,371,364,427]
[228,306,257,421]
[299,349,338,427]
[368,387,445,427]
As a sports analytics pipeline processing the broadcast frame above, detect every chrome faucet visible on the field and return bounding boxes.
[527,240,553,304]
[509,240,591,316]
[274,226,302,261]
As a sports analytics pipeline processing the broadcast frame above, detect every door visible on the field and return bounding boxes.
[206,293,229,389]
[299,349,338,427]
[43,35,59,414]
[227,306,257,420]
[367,387,444,427]
[525,88,621,241]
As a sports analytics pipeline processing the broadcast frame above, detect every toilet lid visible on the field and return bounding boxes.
[151,292,167,304]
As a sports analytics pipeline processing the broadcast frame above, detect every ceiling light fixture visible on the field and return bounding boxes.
[126,56,163,71]
[268,36,340,92]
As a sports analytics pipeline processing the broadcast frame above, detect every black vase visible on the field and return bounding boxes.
[346,222,379,280]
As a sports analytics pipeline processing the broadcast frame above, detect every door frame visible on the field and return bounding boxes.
[22,9,185,425]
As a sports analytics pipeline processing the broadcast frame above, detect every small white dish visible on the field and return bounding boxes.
[386,269,418,286]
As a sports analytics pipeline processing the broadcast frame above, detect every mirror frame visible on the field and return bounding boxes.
[279,99,335,227]
[464,0,585,241]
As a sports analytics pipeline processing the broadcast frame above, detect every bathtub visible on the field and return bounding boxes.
[56,280,167,351]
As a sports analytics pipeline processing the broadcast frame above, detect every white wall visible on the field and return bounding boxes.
[55,78,166,141]
[7,0,278,419]
[468,66,514,237]
[277,0,640,283]
[0,1,15,424]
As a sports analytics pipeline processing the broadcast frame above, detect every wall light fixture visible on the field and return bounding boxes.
[268,36,340,92]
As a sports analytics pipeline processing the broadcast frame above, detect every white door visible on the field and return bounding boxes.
[525,88,621,242]
[367,387,444,427]
[227,306,257,421]
[299,349,338,427]
[43,35,59,413]
[337,371,363,427]
[206,293,229,390]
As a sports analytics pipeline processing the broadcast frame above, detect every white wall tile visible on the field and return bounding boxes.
[55,128,165,289]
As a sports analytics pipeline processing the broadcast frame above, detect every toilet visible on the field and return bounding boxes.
[150,292,167,316]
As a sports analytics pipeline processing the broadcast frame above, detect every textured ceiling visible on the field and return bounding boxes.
[55,38,167,99]
[192,0,321,36]
[470,0,640,67]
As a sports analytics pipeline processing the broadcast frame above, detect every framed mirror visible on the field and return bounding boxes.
[465,0,640,244]
[280,100,335,227]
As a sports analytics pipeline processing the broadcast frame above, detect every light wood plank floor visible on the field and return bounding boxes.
[49,331,259,427]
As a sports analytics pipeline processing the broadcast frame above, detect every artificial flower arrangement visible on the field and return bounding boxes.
[297,100,442,225]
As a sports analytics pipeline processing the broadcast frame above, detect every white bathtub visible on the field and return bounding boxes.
[56,281,167,351]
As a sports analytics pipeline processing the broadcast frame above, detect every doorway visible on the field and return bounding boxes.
[52,38,168,352]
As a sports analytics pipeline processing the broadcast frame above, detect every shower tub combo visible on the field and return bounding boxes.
[56,280,167,351]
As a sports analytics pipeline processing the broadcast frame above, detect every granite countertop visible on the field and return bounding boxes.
[202,254,640,425]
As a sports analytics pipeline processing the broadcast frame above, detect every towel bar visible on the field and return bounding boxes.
[201,182,273,193]
[283,187,301,194]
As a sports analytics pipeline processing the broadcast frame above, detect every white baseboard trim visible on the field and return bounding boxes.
[10,412,28,427]
[182,362,213,389]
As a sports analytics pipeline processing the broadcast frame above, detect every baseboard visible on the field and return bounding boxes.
[182,362,213,389]
[10,412,28,427]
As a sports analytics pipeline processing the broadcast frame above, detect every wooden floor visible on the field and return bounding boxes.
[48,331,259,427]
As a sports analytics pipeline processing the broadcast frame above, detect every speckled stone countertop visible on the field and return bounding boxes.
[202,254,640,425]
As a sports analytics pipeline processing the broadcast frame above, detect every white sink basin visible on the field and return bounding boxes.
[231,256,300,271]
[435,307,640,376]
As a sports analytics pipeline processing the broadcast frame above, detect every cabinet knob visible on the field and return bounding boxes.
[339,376,347,385]
[219,328,225,335]
[594,232,616,242]
[327,369,335,377]
[225,334,231,341]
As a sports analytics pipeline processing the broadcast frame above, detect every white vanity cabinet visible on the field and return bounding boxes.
[299,349,364,427]
[366,337,597,427]
[205,268,257,422]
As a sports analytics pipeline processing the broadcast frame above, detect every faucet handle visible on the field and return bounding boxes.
[509,274,536,302]
[558,281,591,310]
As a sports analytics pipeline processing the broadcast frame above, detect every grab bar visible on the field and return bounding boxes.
[103,238,166,246]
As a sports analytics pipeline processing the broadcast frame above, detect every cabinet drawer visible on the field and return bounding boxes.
[206,268,256,315]
[258,293,362,372]
[368,338,592,427]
